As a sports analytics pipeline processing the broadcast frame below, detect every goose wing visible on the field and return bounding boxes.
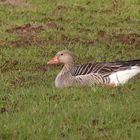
[70,60,140,77]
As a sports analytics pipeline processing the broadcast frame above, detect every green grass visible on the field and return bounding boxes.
[0,0,140,139]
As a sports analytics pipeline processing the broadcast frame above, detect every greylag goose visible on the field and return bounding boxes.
[48,50,140,88]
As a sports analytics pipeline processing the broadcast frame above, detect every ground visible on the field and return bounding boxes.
[0,0,140,139]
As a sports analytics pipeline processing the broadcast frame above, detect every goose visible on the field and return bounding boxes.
[47,50,140,88]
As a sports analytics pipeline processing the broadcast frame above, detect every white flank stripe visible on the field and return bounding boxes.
[109,66,140,86]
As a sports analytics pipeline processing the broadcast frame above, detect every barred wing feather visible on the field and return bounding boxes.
[70,60,140,86]
[71,63,126,77]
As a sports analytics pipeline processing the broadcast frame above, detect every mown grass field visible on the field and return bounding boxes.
[0,0,140,139]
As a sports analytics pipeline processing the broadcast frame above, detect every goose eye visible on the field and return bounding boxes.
[60,53,63,56]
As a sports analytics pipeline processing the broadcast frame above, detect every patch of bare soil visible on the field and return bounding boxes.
[0,40,7,48]
[10,36,47,48]
[8,30,94,48]
[92,119,99,126]
[35,64,48,72]
[0,59,18,72]
[0,107,7,113]
[1,96,9,102]
[23,64,48,72]
[7,24,44,37]
[10,76,25,86]
[7,23,60,37]
[7,23,139,47]
[98,127,109,132]
[114,33,140,47]
[131,118,140,123]
[0,0,28,6]
[97,31,112,45]
[0,99,19,113]
[10,38,32,48]
[97,30,140,47]
[7,22,64,47]
[6,20,95,47]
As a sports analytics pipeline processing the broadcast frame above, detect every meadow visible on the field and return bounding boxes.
[0,0,140,139]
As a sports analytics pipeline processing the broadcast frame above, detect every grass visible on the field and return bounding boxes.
[0,0,140,139]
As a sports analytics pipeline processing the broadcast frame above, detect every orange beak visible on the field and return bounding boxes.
[47,56,59,64]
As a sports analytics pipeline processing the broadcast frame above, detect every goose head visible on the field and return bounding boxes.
[47,50,74,65]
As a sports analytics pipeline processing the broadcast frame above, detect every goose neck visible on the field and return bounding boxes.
[62,63,74,71]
